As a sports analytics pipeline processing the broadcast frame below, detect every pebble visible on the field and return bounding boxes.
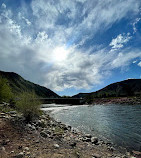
[26,151,30,155]
[16,152,24,158]
[132,150,141,156]
[91,137,98,144]
[122,156,128,158]
[54,144,60,148]
[83,137,91,142]
[40,131,48,138]
[70,142,76,148]
[107,146,115,152]
[2,139,10,145]
[31,125,36,130]
[18,146,22,149]
[24,147,29,151]
[85,134,92,138]
[8,111,17,114]
[35,140,40,143]
[0,113,6,115]
[92,153,101,158]
[1,146,5,151]
[27,124,32,128]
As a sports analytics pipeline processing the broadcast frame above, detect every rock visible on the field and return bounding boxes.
[26,152,30,156]
[35,140,39,143]
[8,111,17,114]
[2,139,10,145]
[11,151,14,153]
[15,152,24,158]
[18,146,22,149]
[40,115,46,119]
[0,113,6,115]
[5,115,11,119]
[107,146,115,152]
[70,142,76,148]
[67,125,71,130]
[126,152,130,156]
[1,146,5,151]
[24,147,29,151]
[54,144,60,148]
[0,115,6,118]
[32,125,36,130]
[85,134,92,138]
[38,119,46,128]
[132,150,141,157]
[106,142,111,145]
[40,131,48,138]
[11,114,17,118]
[122,156,128,158]
[91,137,98,144]
[27,124,32,128]
[92,153,101,158]
[83,137,91,142]
[63,126,68,130]
[43,129,51,135]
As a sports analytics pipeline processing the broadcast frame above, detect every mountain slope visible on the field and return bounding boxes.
[71,93,89,98]
[85,79,141,101]
[0,70,59,98]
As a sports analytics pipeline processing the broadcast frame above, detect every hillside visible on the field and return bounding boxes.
[71,93,89,98]
[0,70,59,98]
[85,79,141,102]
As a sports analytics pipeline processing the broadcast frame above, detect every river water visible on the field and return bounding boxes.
[42,104,141,151]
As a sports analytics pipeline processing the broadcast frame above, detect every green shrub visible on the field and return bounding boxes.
[0,77,13,103]
[16,92,42,122]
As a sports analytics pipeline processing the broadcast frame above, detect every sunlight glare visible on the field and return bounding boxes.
[53,46,69,62]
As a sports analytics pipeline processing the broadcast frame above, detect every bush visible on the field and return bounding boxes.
[0,77,13,103]
[16,92,42,122]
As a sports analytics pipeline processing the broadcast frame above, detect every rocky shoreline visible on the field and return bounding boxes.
[90,97,141,105]
[0,111,141,158]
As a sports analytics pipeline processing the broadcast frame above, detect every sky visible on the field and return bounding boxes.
[0,0,141,96]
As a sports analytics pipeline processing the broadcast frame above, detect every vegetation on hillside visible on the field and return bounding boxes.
[0,70,59,98]
[0,77,13,103]
[84,79,141,103]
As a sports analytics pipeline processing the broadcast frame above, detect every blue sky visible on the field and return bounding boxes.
[0,0,141,96]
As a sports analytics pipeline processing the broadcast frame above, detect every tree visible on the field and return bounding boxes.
[0,77,13,103]
[16,91,42,122]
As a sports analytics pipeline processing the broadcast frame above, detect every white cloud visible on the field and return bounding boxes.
[1,3,6,9]
[0,0,141,92]
[111,51,141,68]
[133,18,141,33]
[31,0,139,46]
[22,17,31,25]
[133,60,137,64]
[18,12,31,26]
[109,33,132,50]
[138,61,141,67]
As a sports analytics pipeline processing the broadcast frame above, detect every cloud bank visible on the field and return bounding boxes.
[0,0,141,94]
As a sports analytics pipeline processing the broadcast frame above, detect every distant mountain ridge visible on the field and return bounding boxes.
[72,79,141,101]
[71,93,89,98]
[0,70,59,98]
[84,79,141,103]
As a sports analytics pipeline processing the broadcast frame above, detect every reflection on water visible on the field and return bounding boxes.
[42,104,141,151]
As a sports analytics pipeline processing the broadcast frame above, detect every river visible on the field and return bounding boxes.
[41,104,141,151]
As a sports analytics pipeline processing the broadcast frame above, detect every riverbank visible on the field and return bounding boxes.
[0,110,140,158]
[90,97,141,105]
